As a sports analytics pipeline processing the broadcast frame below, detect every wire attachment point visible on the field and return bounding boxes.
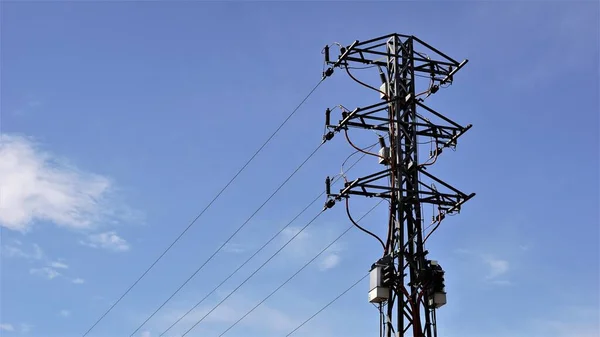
[323,198,336,211]
[322,67,334,79]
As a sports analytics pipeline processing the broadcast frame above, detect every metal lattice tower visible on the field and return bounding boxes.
[320,33,475,337]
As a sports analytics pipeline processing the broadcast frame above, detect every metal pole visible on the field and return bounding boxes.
[320,33,475,337]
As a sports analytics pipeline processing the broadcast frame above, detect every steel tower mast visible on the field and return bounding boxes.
[321,33,475,337]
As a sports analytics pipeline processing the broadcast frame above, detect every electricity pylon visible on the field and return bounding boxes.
[320,33,475,337]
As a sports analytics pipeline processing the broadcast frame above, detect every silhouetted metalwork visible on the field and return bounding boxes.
[321,33,475,337]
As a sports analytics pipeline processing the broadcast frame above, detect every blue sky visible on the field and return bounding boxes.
[0,1,598,337]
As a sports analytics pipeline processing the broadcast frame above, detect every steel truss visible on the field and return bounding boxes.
[321,33,475,337]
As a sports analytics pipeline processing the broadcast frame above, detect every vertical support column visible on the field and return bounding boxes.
[385,34,402,337]
[320,33,474,337]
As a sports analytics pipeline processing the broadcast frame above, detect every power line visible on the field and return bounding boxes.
[130,143,324,336]
[180,210,326,336]
[81,79,324,337]
[160,148,374,336]
[286,272,369,337]
[215,200,383,337]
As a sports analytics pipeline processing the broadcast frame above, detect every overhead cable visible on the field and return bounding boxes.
[214,200,382,337]
[180,210,326,336]
[81,79,324,337]
[286,272,369,336]
[160,148,374,336]
[345,198,385,250]
[130,142,324,336]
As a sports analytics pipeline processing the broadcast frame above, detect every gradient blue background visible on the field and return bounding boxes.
[1,1,598,337]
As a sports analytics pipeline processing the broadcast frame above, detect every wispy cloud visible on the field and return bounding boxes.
[0,134,138,232]
[0,323,32,334]
[72,277,85,284]
[455,249,512,285]
[531,306,600,337]
[80,231,130,252]
[0,323,15,331]
[158,295,300,335]
[1,241,43,260]
[484,257,509,279]
[280,227,311,244]
[59,310,71,318]
[279,226,345,271]
[318,241,343,271]
[20,324,32,334]
[50,261,69,269]
[29,267,61,280]
[2,241,85,283]
[222,242,246,254]
[319,253,341,271]
[10,95,42,116]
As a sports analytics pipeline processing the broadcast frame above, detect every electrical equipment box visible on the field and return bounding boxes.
[378,147,390,165]
[429,292,447,308]
[369,266,389,303]
[428,260,447,308]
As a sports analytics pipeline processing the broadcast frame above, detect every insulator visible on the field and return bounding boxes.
[322,131,334,143]
[378,135,386,148]
[378,66,386,84]
[324,45,330,63]
[325,108,331,126]
[325,176,331,195]
[324,199,336,210]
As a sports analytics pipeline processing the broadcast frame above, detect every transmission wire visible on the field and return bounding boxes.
[81,79,324,337]
[286,272,369,336]
[180,210,326,336]
[160,149,372,336]
[130,142,324,336]
[214,200,383,337]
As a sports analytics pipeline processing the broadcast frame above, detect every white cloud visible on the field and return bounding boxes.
[20,323,32,333]
[2,242,43,260]
[30,267,61,280]
[319,253,341,271]
[140,331,151,337]
[80,231,130,252]
[59,310,71,317]
[281,226,311,241]
[318,241,343,271]
[50,261,69,269]
[0,323,15,331]
[454,248,471,255]
[2,241,84,284]
[484,257,509,279]
[0,134,136,232]
[455,250,512,284]
[280,226,345,272]
[223,242,246,254]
